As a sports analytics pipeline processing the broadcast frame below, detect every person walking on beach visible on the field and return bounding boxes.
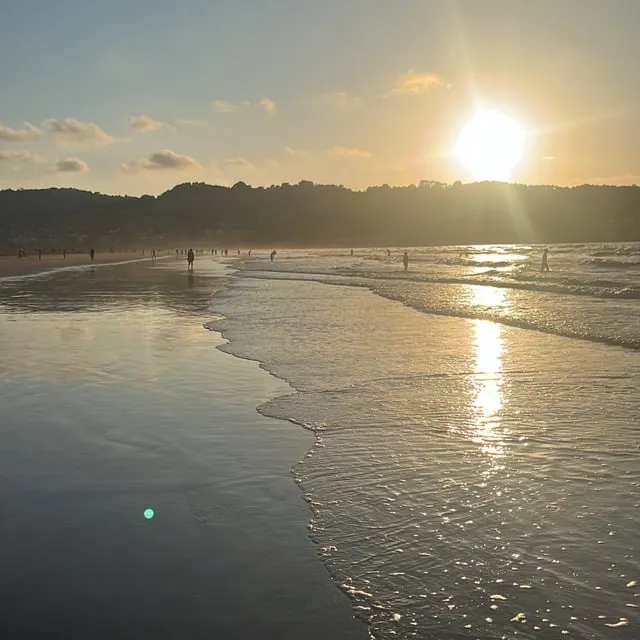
[403,250,409,271]
[63,248,67,259]
[270,250,277,262]
[187,248,195,271]
[90,248,95,261]
[38,248,42,260]
[541,247,550,272]
[152,248,156,263]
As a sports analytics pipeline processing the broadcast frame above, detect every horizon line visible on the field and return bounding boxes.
[2,178,639,199]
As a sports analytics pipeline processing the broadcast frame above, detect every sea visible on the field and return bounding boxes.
[1,243,638,639]
[211,243,640,639]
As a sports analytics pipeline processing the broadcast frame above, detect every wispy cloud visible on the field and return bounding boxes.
[212,99,250,113]
[0,121,43,142]
[55,157,89,173]
[393,70,447,95]
[129,114,165,132]
[0,150,44,164]
[224,156,254,169]
[174,118,211,129]
[213,98,277,115]
[44,118,114,147]
[326,146,371,159]
[320,91,362,109]
[258,97,277,114]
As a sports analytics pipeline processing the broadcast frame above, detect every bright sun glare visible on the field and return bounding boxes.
[454,109,526,181]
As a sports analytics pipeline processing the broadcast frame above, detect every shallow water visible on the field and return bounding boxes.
[212,246,640,639]
[0,260,366,639]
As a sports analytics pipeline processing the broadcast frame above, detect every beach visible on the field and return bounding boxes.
[0,252,162,278]
[0,258,366,639]
[1,245,639,639]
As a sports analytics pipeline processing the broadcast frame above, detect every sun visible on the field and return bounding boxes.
[454,109,526,181]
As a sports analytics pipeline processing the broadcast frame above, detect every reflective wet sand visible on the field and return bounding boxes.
[0,260,366,639]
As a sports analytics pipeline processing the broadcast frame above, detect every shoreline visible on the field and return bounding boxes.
[0,252,173,280]
[207,268,369,635]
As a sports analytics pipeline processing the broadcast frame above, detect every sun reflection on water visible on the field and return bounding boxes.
[472,319,507,465]
[468,284,508,309]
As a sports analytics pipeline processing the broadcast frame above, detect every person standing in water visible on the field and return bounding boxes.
[403,250,409,271]
[270,250,277,262]
[187,248,195,271]
[151,248,156,263]
[90,248,95,261]
[541,247,550,272]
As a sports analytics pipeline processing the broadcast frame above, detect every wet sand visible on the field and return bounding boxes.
[0,259,366,639]
[0,252,161,278]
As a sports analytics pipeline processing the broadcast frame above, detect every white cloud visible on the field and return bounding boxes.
[0,121,43,142]
[258,97,277,114]
[224,156,254,169]
[393,70,447,95]
[326,146,371,159]
[55,157,89,173]
[122,149,202,172]
[44,118,114,147]
[129,114,164,132]
[0,150,44,164]
[320,91,362,109]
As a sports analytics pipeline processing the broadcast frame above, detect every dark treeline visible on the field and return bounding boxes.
[1,180,639,250]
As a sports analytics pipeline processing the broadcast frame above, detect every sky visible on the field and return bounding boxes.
[1,0,639,195]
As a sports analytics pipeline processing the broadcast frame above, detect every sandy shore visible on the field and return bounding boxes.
[0,252,160,278]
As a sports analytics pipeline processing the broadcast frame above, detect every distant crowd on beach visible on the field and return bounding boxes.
[176,246,552,274]
[16,246,102,261]
[11,244,553,276]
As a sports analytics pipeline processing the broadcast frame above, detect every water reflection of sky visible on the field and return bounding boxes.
[0,263,225,384]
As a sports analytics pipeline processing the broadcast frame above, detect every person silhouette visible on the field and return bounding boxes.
[541,248,550,272]
[187,248,195,271]
[403,250,409,271]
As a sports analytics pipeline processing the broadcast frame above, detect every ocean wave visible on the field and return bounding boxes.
[330,266,640,300]
[581,257,640,269]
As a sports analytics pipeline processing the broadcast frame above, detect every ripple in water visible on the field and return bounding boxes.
[213,268,640,640]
